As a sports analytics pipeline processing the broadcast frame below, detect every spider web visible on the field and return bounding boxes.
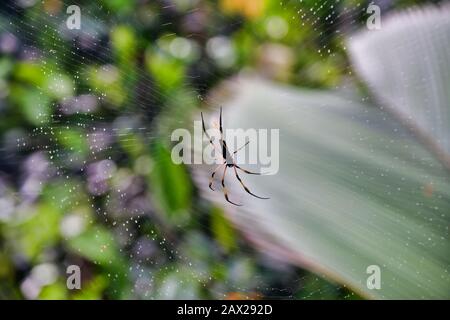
[0,0,430,300]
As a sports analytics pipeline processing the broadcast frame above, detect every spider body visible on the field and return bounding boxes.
[201,107,269,206]
[220,141,234,166]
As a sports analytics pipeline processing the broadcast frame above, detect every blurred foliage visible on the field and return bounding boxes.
[0,0,441,300]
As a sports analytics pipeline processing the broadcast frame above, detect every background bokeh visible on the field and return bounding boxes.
[0,0,447,299]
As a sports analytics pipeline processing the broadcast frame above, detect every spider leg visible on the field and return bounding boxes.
[233,141,249,155]
[235,164,263,175]
[209,163,225,191]
[217,107,235,161]
[219,107,229,160]
[201,112,224,162]
[233,166,269,199]
[219,106,223,137]
[221,165,242,206]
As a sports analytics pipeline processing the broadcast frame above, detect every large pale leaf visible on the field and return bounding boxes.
[348,4,450,167]
[197,78,450,299]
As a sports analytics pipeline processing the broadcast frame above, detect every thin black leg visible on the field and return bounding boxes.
[233,141,249,154]
[201,112,224,162]
[209,163,225,191]
[235,164,262,175]
[233,166,269,199]
[221,165,242,206]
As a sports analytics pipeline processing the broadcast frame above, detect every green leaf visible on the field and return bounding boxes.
[67,227,122,267]
[66,227,129,298]
[10,203,61,260]
[145,49,186,93]
[13,62,74,100]
[211,206,238,253]
[155,267,201,299]
[72,275,108,300]
[348,6,450,164]
[13,62,45,87]
[149,142,192,223]
[86,65,126,107]
[118,131,145,159]
[10,85,51,125]
[0,58,13,78]
[39,282,68,300]
[100,0,134,14]
[55,127,89,156]
[111,25,137,62]
[44,73,74,101]
[42,180,88,212]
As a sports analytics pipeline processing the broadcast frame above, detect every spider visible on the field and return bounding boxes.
[201,107,269,206]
